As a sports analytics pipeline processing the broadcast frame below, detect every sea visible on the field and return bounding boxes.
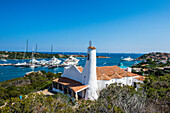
[0,52,143,82]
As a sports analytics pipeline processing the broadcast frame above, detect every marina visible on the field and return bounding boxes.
[0,52,142,82]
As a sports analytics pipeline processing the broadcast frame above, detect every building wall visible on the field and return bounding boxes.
[97,76,141,92]
[82,48,99,100]
[62,65,83,83]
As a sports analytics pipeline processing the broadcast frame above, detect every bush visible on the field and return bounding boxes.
[0,99,5,106]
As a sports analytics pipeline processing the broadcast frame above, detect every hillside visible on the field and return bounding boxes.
[136,52,170,61]
[1,71,169,112]
[0,71,61,106]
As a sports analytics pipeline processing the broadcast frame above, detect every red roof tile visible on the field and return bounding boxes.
[77,67,83,72]
[88,47,96,49]
[134,76,146,81]
[78,66,138,80]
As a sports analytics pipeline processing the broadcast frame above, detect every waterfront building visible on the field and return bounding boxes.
[52,42,145,100]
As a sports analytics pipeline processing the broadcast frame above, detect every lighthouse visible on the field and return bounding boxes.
[82,41,99,100]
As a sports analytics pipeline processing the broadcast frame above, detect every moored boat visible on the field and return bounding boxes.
[121,56,133,61]
[1,59,7,62]
[61,55,79,66]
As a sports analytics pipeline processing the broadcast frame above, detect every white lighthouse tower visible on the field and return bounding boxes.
[82,41,98,100]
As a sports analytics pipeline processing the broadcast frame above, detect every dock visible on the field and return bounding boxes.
[0,63,13,66]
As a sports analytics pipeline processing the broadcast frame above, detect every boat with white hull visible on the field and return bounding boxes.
[48,56,61,66]
[14,62,27,67]
[61,55,79,66]
[121,56,133,61]
[1,59,7,62]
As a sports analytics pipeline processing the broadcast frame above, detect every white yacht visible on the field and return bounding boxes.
[29,57,39,64]
[61,55,79,66]
[121,56,133,61]
[14,62,27,67]
[48,56,61,65]
[38,59,48,66]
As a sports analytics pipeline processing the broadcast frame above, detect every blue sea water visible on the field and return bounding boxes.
[0,53,143,82]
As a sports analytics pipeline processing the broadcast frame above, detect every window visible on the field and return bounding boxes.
[129,80,131,83]
[106,84,108,87]
[87,53,89,60]
[134,82,137,88]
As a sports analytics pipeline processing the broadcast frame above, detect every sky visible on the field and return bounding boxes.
[0,0,170,53]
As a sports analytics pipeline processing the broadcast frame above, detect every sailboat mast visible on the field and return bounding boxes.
[35,43,38,53]
[32,48,34,58]
[51,45,53,54]
[26,39,28,53]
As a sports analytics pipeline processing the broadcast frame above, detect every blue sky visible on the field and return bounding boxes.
[0,0,170,53]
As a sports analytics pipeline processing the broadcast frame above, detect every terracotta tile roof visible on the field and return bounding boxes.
[96,66,124,80]
[134,76,146,81]
[78,66,138,80]
[53,77,88,92]
[88,47,96,49]
[77,67,83,72]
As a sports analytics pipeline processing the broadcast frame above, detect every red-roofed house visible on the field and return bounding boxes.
[52,42,145,100]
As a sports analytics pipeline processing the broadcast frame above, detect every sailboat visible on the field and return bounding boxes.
[14,51,27,67]
[29,49,39,68]
[14,52,19,61]
[14,40,29,67]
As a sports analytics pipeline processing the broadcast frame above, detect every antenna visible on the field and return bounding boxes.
[89,40,92,47]
[51,45,53,54]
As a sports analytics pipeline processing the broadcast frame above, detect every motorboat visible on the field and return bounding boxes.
[61,55,79,66]
[48,65,57,69]
[118,62,128,69]
[121,56,133,61]
[48,56,61,66]
[14,62,27,67]
[29,57,39,64]
[38,59,48,66]
[134,61,138,65]
[1,59,7,62]
[29,64,38,68]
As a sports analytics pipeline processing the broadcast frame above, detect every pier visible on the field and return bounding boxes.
[0,63,13,66]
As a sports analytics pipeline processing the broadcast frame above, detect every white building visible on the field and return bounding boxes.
[52,42,145,100]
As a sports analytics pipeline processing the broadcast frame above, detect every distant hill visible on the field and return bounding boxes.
[0,51,68,59]
[136,52,170,61]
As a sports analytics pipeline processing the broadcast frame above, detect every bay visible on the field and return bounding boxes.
[0,52,143,82]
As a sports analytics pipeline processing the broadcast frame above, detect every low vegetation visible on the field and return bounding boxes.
[1,72,169,112]
[0,71,61,107]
